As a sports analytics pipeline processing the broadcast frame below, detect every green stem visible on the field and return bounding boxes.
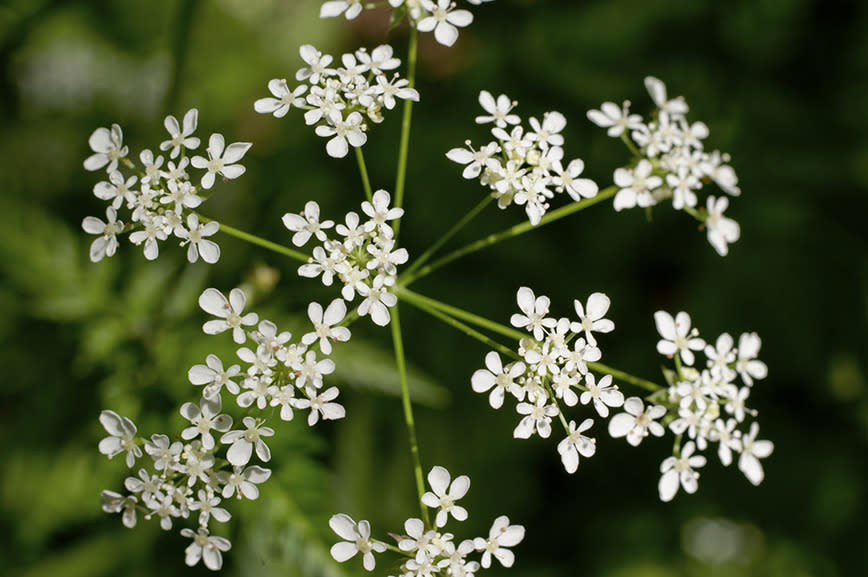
[620,132,641,158]
[196,215,309,262]
[401,186,617,286]
[398,289,519,361]
[162,0,199,116]
[389,305,430,526]
[403,194,493,279]
[355,147,373,203]
[392,28,418,239]
[587,361,663,393]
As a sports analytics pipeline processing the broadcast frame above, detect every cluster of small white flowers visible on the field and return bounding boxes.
[98,287,351,570]
[471,287,622,473]
[321,1,489,48]
[448,91,599,225]
[588,77,741,256]
[255,44,419,158]
[81,110,251,263]
[608,310,773,502]
[329,465,525,575]
[285,190,408,327]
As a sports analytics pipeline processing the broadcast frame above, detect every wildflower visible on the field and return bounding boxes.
[198,287,259,344]
[98,409,142,467]
[471,351,526,409]
[254,79,307,118]
[160,108,201,159]
[82,207,123,262]
[658,441,706,502]
[329,513,386,570]
[220,416,274,467]
[571,292,614,347]
[417,0,474,47]
[421,466,471,527]
[474,515,525,568]
[175,213,220,264]
[84,123,128,173]
[475,90,520,127]
[181,528,232,571]
[557,418,596,474]
[302,299,351,354]
[190,133,252,190]
[738,422,774,485]
[654,310,706,366]
[705,195,740,256]
[608,396,667,446]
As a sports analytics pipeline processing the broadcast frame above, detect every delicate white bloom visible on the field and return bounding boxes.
[357,274,398,326]
[471,351,526,409]
[82,207,123,262]
[608,396,667,446]
[417,0,474,47]
[613,159,662,211]
[528,111,566,148]
[175,213,220,264]
[587,100,643,137]
[705,333,737,381]
[447,140,500,180]
[180,395,233,450]
[476,90,520,128]
[551,157,598,201]
[735,332,768,386]
[712,418,741,466]
[128,216,166,261]
[474,515,525,568]
[188,353,241,398]
[514,395,558,439]
[645,76,689,116]
[580,373,624,418]
[181,527,232,571]
[190,133,252,190]
[160,108,200,159]
[658,441,706,502]
[198,287,259,344]
[297,44,335,84]
[220,416,274,467]
[557,418,596,474]
[373,74,420,110]
[738,422,774,485]
[84,123,128,173]
[93,170,137,209]
[705,195,740,256]
[511,287,556,340]
[316,111,367,158]
[144,434,182,472]
[188,489,231,526]
[361,189,404,236]
[101,490,138,528]
[320,0,364,20]
[283,200,335,247]
[329,513,386,570]
[654,310,706,366]
[293,349,336,390]
[421,466,471,527]
[356,45,401,74]
[295,386,346,426]
[217,465,271,500]
[666,166,699,210]
[571,292,614,347]
[254,79,307,118]
[302,299,351,354]
[98,410,141,467]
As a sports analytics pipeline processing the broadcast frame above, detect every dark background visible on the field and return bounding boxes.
[1,0,866,576]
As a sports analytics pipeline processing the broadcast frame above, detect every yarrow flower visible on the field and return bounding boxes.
[449,90,598,225]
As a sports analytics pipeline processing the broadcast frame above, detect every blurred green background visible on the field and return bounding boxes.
[1,0,866,576]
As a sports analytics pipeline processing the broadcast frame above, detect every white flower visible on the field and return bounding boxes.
[372,74,420,110]
[613,159,662,211]
[528,111,566,148]
[571,292,614,347]
[189,489,231,526]
[551,157,598,201]
[82,207,123,262]
[514,395,558,439]
[180,395,233,450]
[580,373,624,418]
[654,310,706,366]
[138,149,164,185]
[471,351,526,409]
[144,434,182,472]
[295,386,346,426]
[705,333,737,381]
[447,140,500,179]
[190,133,252,189]
[735,332,767,386]
[302,299,351,355]
[198,287,259,344]
[608,396,667,446]
[254,79,307,118]
[587,101,643,137]
[84,123,128,173]
[175,213,220,264]
[93,170,137,209]
[320,0,364,19]
[296,44,334,84]
[510,287,556,340]
[475,90,520,128]
[417,0,474,47]
[357,274,398,326]
[188,353,242,398]
[645,76,689,116]
[361,189,404,236]
[283,200,335,247]
[705,195,740,256]
[474,515,525,568]
[737,422,774,485]
[658,441,706,502]
[421,466,471,527]
[217,465,271,500]
[557,418,596,474]
[220,416,274,467]
[666,166,699,210]
[160,108,200,159]
[316,111,367,158]
[293,349,336,390]
[181,528,232,571]
[329,513,386,570]
[98,410,141,467]
[101,490,138,528]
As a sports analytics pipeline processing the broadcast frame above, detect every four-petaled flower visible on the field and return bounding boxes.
[421,465,471,528]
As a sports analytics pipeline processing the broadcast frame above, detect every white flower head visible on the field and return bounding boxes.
[254,79,307,118]
[608,396,667,446]
[320,0,364,20]
[471,351,526,409]
[421,465,471,527]
[198,287,259,344]
[82,207,123,262]
[738,422,774,485]
[181,528,231,571]
[706,195,740,256]
[98,409,142,467]
[511,287,557,340]
[84,123,128,173]
[654,310,706,366]
[417,0,474,47]
[474,515,525,568]
[329,513,386,570]
[302,298,351,355]
[160,108,200,159]
[558,418,596,474]
[190,133,252,190]
[658,441,706,502]
[476,90,520,128]
[571,292,614,347]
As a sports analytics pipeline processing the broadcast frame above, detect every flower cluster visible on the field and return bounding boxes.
[285,190,408,326]
[471,287,622,473]
[588,77,741,255]
[329,465,525,574]
[82,110,251,263]
[608,310,773,501]
[255,44,419,158]
[321,0,488,48]
[98,287,351,570]
[448,91,599,225]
